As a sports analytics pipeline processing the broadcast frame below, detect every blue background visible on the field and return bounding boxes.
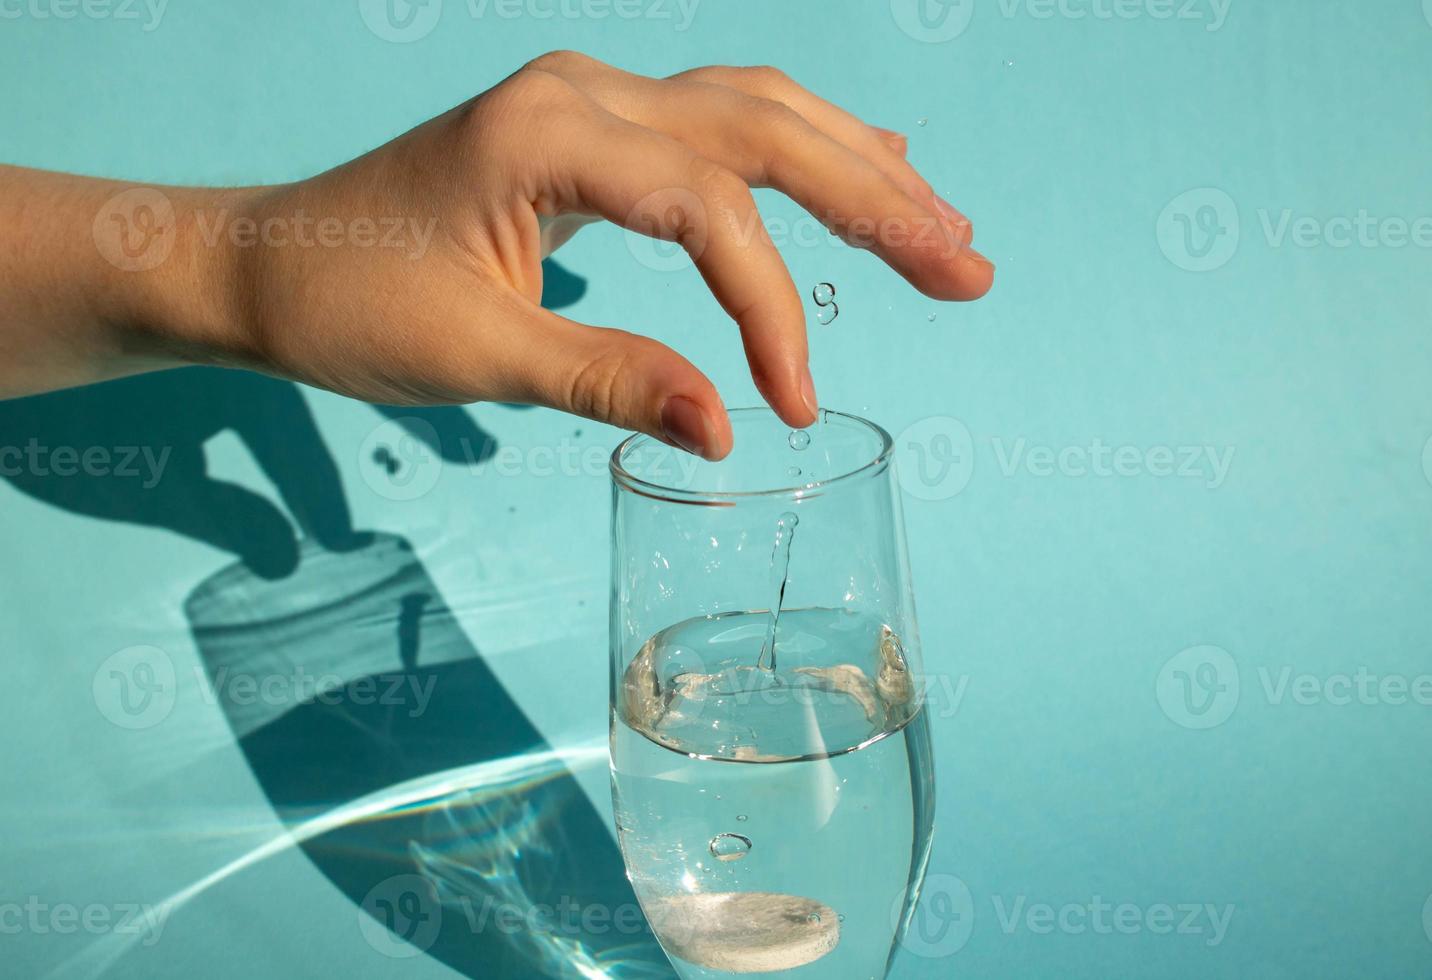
[3,1,1432,977]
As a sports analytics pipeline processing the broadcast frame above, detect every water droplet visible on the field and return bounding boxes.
[815,303,839,325]
[1004,58,1015,68]
[786,466,801,478]
[788,430,811,451]
[812,282,836,306]
[837,914,846,923]
[917,117,928,127]
[736,814,749,822]
[709,833,752,862]
[927,313,937,322]
[807,912,822,923]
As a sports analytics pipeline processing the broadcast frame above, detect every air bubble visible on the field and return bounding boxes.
[788,430,811,451]
[787,466,801,478]
[927,313,937,322]
[816,304,839,326]
[709,833,752,862]
[736,814,749,822]
[917,117,928,127]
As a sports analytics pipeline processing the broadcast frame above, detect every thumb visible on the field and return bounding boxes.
[496,302,733,461]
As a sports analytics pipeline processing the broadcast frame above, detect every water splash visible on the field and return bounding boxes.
[756,512,799,672]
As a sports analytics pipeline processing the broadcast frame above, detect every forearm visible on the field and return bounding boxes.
[0,165,254,398]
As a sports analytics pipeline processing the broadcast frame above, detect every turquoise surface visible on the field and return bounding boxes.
[3,2,1432,977]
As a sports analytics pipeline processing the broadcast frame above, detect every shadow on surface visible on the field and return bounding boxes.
[0,260,674,977]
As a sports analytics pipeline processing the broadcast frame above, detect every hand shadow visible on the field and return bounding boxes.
[0,366,494,579]
[2,260,675,976]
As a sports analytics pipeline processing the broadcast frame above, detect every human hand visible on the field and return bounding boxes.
[1,52,993,459]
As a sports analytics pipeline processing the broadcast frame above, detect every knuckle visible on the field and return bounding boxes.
[568,348,632,421]
[489,68,579,115]
[740,64,791,93]
[524,49,597,74]
[685,157,747,205]
[746,96,804,140]
[462,69,586,143]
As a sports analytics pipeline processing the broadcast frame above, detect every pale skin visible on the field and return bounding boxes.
[0,52,993,460]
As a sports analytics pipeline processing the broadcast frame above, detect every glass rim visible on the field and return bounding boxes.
[609,406,894,505]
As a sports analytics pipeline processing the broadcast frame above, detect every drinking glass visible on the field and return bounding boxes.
[608,407,935,979]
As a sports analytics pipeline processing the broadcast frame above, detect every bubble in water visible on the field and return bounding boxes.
[927,313,937,322]
[709,833,752,862]
[736,814,749,822]
[807,913,822,924]
[786,466,801,478]
[917,117,928,127]
[1004,58,1015,68]
[788,430,811,451]
[816,304,839,326]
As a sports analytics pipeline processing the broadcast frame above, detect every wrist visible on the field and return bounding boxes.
[98,183,272,372]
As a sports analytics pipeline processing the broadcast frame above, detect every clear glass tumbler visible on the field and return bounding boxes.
[608,407,935,979]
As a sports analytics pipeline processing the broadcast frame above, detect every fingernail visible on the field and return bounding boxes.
[660,396,714,460]
[800,367,818,421]
[872,126,909,151]
[934,196,973,249]
[966,246,995,269]
[934,196,968,227]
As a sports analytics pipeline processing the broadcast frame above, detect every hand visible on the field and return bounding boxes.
[1,52,993,459]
